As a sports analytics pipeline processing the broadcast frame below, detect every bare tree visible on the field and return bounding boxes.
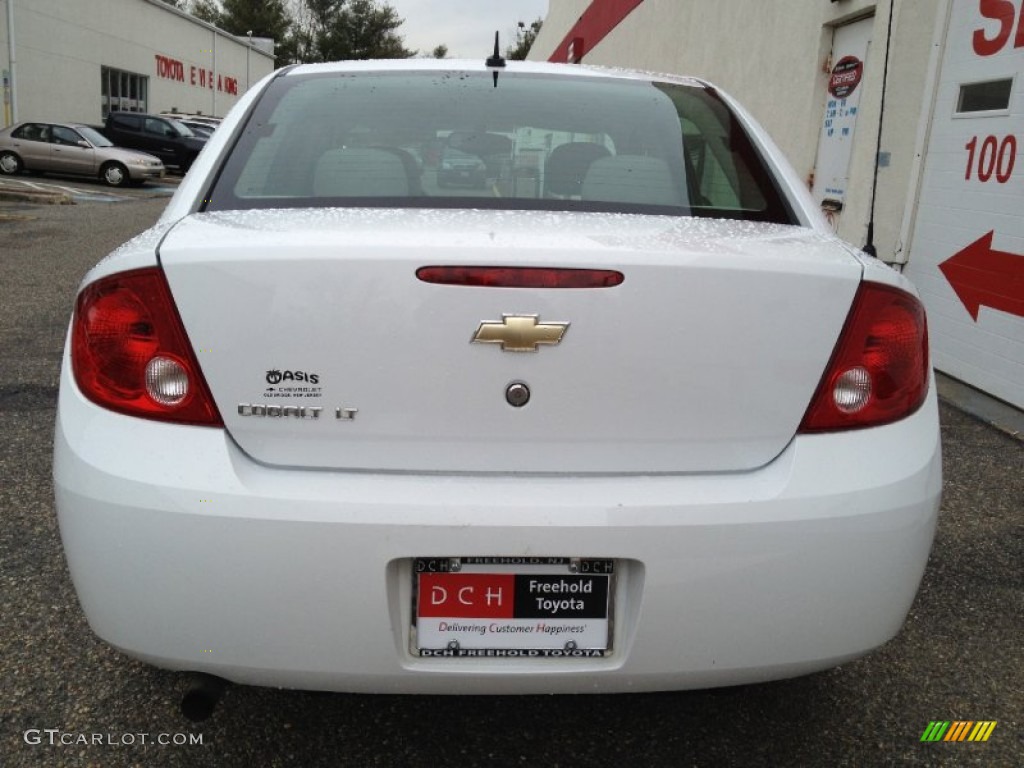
[507,18,542,61]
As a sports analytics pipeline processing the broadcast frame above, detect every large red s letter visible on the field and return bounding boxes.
[973,0,1016,55]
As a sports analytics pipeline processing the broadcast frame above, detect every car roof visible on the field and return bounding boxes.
[284,58,706,89]
[13,120,79,128]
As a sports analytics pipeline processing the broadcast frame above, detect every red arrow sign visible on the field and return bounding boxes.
[938,231,1024,321]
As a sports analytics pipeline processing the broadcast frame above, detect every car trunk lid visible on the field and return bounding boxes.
[159,209,861,473]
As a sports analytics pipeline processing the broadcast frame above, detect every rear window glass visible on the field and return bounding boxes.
[12,123,50,142]
[205,71,794,223]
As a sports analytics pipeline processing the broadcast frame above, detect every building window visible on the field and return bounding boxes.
[956,78,1013,114]
[101,67,149,117]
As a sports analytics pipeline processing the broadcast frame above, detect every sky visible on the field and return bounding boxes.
[385,0,550,59]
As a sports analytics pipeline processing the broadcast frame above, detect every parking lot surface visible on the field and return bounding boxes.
[1,195,1021,767]
[0,174,179,205]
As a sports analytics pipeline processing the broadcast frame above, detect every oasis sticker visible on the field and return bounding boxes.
[264,368,322,399]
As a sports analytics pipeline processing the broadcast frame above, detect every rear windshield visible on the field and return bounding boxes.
[204,70,795,223]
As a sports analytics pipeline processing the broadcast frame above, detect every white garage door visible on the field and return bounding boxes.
[905,0,1024,409]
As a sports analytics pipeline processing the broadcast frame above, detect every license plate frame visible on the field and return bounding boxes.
[411,557,616,659]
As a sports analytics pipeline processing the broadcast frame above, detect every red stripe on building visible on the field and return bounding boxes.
[548,0,645,63]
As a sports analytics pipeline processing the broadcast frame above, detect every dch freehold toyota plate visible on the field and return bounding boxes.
[412,557,615,658]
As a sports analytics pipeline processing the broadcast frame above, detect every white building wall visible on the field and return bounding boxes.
[530,0,941,263]
[837,0,944,263]
[0,0,274,124]
[530,0,591,57]
[904,0,1024,409]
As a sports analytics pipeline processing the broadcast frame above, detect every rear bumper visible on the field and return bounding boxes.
[53,373,942,694]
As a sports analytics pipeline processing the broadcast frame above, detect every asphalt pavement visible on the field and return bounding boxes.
[0,187,1021,767]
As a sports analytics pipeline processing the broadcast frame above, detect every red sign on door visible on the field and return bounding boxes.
[828,56,864,98]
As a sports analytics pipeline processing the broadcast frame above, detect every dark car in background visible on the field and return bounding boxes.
[103,112,206,172]
[436,147,487,188]
[0,121,165,186]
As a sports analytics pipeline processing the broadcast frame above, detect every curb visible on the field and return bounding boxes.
[937,372,1024,441]
[0,188,75,205]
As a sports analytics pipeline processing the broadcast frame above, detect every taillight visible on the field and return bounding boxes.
[71,267,223,426]
[799,281,929,432]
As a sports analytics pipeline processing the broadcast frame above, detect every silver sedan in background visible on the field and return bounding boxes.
[0,121,165,187]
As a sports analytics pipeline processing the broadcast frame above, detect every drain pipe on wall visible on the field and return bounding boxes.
[863,0,896,258]
[211,29,217,117]
[5,0,17,125]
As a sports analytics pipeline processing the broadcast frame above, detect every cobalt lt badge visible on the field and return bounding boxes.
[471,315,569,352]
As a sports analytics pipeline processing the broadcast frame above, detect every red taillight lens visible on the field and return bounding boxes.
[416,266,624,289]
[799,282,929,432]
[71,267,223,426]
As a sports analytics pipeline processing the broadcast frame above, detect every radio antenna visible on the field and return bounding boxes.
[485,32,506,87]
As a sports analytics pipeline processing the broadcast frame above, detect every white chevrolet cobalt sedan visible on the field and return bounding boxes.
[54,59,941,703]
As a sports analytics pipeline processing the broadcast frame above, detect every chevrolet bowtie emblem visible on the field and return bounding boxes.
[472,315,570,352]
